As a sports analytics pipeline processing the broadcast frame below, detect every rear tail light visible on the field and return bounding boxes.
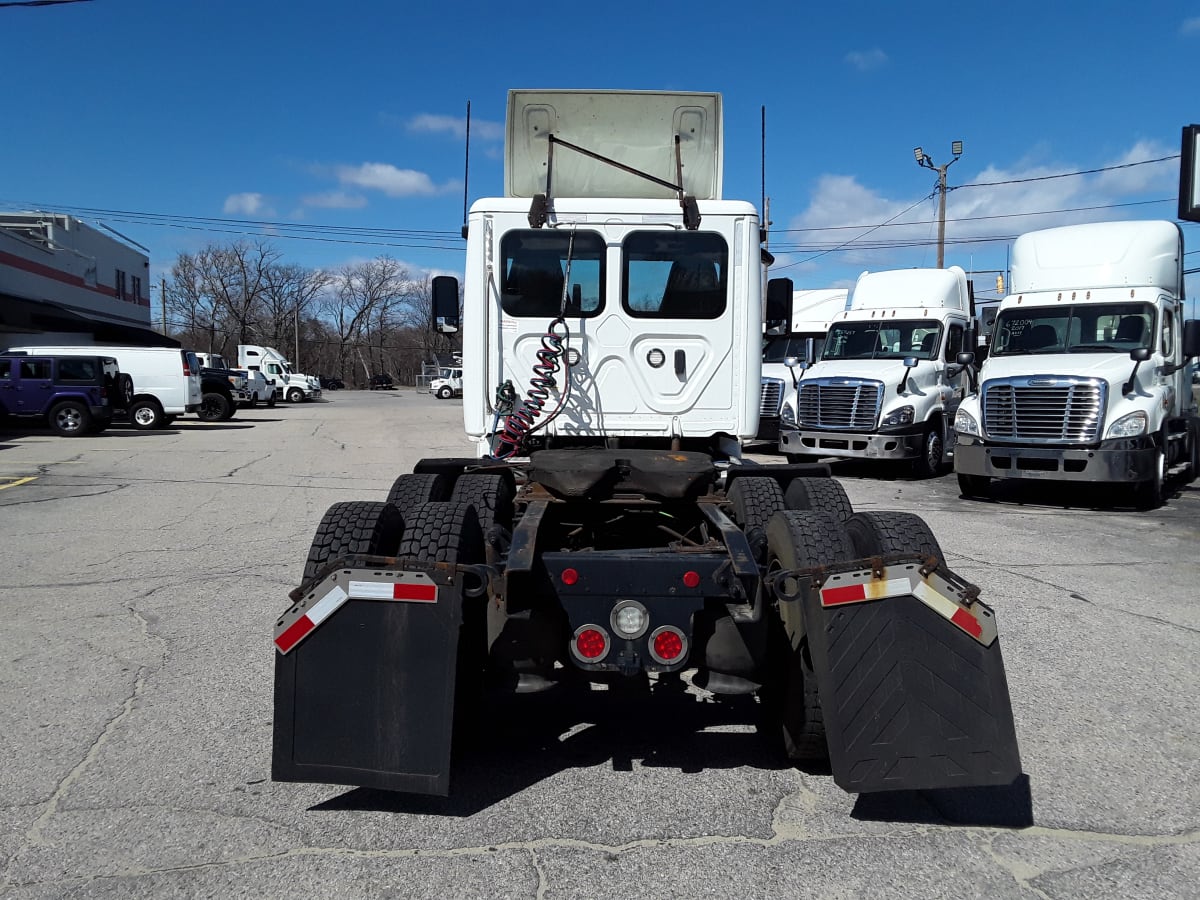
[571,625,609,663]
[648,626,687,665]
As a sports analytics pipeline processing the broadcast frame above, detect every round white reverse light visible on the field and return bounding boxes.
[611,601,649,638]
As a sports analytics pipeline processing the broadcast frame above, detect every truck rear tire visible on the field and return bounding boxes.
[844,511,944,562]
[764,510,857,763]
[783,476,853,522]
[450,473,515,532]
[386,472,453,517]
[302,500,404,583]
[728,477,785,560]
[49,401,92,437]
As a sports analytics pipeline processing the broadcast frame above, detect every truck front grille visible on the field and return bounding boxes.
[759,378,784,418]
[983,377,1106,443]
[796,380,883,430]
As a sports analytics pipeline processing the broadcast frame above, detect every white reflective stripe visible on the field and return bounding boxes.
[864,578,911,600]
[308,585,348,625]
[912,581,959,621]
[348,581,395,600]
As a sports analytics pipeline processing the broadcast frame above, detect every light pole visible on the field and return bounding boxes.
[913,141,963,268]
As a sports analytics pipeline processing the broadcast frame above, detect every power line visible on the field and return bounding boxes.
[955,154,1179,190]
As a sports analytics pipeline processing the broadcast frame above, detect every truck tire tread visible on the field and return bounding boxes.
[783,476,853,522]
[303,500,404,583]
[386,473,454,516]
[844,510,944,561]
[449,474,514,532]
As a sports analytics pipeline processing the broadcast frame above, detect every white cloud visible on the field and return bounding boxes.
[781,139,1178,276]
[844,48,888,71]
[1182,16,1200,34]
[335,162,455,197]
[302,190,368,209]
[223,192,270,216]
[406,113,504,141]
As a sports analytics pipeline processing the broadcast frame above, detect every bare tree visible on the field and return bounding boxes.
[260,263,331,366]
[322,257,409,383]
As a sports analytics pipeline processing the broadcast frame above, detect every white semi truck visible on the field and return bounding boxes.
[758,288,848,442]
[272,90,1020,800]
[236,344,321,402]
[779,267,975,476]
[953,220,1199,507]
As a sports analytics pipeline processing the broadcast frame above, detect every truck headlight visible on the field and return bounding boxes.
[780,403,796,426]
[954,409,979,435]
[880,405,914,428]
[1106,411,1148,438]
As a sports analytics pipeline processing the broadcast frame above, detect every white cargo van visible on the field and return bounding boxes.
[5,344,202,429]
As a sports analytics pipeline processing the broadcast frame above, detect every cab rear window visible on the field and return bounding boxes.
[622,232,728,319]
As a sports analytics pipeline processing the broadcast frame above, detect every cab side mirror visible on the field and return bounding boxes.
[766,278,793,332]
[432,276,460,334]
[1182,319,1200,358]
[1130,346,1151,362]
[957,351,975,366]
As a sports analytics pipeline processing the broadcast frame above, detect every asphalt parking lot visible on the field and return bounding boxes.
[1,390,1198,899]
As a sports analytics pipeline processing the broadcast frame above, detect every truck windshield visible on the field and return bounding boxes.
[991,303,1156,355]
[822,321,942,361]
[763,334,825,363]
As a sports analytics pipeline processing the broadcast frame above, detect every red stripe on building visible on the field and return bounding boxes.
[0,249,149,306]
[951,608,983,639]
[393,582,438,602]
[275,615,315,653]
[821,584,867,606]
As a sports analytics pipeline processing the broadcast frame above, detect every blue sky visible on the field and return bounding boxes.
[2,0,1197,310]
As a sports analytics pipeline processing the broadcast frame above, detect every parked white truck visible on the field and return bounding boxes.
[236,345,321,402]
[953,220,1199,507]
[779,266,975,476]
[759,288,848,442]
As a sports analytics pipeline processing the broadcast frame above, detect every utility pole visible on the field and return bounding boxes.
[160,277,168,336]
[913,141,963,268]
[294,306,300,368]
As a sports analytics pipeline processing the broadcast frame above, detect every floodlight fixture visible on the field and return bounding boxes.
[952,140,964,156]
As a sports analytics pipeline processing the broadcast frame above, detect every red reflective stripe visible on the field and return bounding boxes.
[951,608,982,638]
[393,582,437,602]
[275,615,314,653]
[821,583,867,605]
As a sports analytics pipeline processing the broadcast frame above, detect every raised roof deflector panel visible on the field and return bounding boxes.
[505,90,722,201]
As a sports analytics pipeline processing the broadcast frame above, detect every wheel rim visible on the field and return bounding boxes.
[133,406,156,426]
[57,407,83,432]
[926,432,942,472]
[201,398,221,419]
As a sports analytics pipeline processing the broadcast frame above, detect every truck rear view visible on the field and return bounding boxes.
[271,90,1022,803]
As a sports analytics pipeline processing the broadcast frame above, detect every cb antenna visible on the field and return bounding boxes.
[461,100,472,234]
[760,105,769,247]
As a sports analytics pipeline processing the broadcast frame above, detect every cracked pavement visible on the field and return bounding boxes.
[1,391,1197,898]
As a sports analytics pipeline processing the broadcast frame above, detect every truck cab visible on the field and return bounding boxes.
[779,267,974,476]
[237,345,321,403]
[953,220,1199,507]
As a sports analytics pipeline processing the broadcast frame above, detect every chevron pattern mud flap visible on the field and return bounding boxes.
[272,566,462,796]
[802,586,1022,794]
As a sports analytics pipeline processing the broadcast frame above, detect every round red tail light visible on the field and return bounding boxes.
[572,626,609,662]
[561,568,579,586]
[682,570,701,588]
[649,626,686,664]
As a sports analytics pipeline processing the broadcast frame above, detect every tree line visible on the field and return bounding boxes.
[163,240,459,385]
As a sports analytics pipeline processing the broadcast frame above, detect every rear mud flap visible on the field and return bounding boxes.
[272,563,464,796]
[802,581,1022,794]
